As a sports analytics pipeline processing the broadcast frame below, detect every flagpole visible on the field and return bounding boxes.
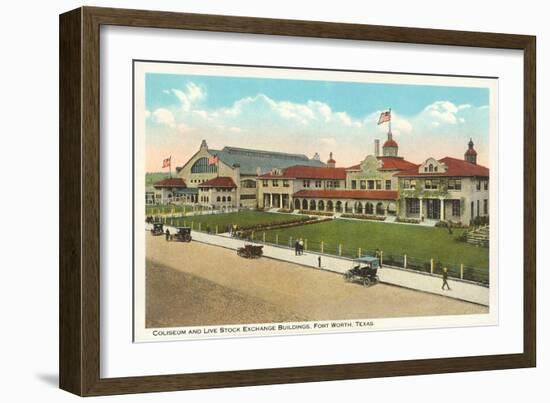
[388,108,392,135]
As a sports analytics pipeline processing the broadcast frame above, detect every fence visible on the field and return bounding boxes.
[150,216,489,286]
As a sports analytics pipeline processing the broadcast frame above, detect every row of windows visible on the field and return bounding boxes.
[405,198,462,217]
[402,179,488,191]
[199,188,233,192]
[215,196,232,202]
[351,179,391,190]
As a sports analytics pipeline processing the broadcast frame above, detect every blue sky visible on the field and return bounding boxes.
[144,71,491,171]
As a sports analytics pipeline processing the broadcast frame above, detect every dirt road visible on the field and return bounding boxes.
[146,234,487,328]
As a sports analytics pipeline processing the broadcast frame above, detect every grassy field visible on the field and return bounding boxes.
[168,211,308,232]
[263,218,489,270]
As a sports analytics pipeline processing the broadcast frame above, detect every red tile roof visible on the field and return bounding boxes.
[347,156,417,171]
[396,157,489,178]
[383,139,398,148]
[259,165,347,180]
[198,176,237,188]
[153,178,187,188]
[293,189,398,200]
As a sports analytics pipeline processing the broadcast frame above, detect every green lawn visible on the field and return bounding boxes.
[167,211,308,233]
[263,219,489,270]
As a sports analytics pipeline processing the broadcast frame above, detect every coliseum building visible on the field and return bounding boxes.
[150,132,489,226]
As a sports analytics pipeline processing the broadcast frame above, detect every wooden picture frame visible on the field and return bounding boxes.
[59,6,536,396]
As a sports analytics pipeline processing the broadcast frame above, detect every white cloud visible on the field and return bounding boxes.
[424,100,460,124]
[151,108,175,128]
[171,82,206,112]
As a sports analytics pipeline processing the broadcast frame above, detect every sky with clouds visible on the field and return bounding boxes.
[144,72,490,172]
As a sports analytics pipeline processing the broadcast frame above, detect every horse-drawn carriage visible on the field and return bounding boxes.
[169,227,192,242]
[151,222,164,236]
[343,256,380,287]
[237,244,263,259]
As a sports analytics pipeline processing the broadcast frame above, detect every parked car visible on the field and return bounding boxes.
[151,223,164,236]
[343,256,380,287]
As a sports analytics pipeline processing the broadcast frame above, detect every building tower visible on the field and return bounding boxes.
[327,152,336,168]
[464,138,478,165]
[382,131,398,157]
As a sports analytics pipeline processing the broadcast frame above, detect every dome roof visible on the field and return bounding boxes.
[465,148,478,156]
[383,138,398,148]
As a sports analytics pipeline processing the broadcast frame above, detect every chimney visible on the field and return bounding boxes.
[374,139,380,157]
[327,152,336,168]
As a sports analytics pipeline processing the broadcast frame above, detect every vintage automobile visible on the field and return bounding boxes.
[151,222,164,236]
[170,227,192,242]
[237,244,264,259]
[343,256,380,287]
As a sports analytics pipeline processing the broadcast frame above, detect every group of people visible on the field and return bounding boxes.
[294,239,305,255]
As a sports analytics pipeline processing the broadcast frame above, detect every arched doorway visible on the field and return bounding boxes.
[327,200,334,211]
[302,199,308,210]
[365,202,374,214]
[335,201,342,212]
[355,201,363,214]
[294,199,301,210]
[309,200,316,210]
[318,200,325,211]
[376,202,385,215]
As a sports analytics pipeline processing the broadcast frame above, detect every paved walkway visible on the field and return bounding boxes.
[153,224,489,306]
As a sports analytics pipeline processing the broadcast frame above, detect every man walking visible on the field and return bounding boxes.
[318,255,322,268]
[294,240,299,256]
[442,267,451,290]
[299,239,304,255]
[165,228,170,241]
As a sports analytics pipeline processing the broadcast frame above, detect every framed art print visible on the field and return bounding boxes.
[59,6,536,396]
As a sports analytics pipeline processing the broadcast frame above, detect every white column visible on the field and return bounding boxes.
[440,198,445,220]
[269,193,272,208]
[419,197,423,219]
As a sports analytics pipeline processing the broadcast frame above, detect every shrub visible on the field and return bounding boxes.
[396,217,420,224]
[299,210,334,217]
[340,213,386,221]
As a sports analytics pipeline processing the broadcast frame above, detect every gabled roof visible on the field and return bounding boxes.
[198,176,237,188]
[210,146,325,176]
[153,178,187,188]
[346,156,417,171]
[396,157,489,178]
[293,189,398,200]
[259,165,347,180]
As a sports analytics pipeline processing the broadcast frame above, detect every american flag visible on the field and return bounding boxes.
[162,157,171,168]
[208,155,219,165]
[377,111,391,125]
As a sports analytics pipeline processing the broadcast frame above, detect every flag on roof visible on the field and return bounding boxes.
[208,155,219,165]
[377,111,391,125]
[162,157,171,168]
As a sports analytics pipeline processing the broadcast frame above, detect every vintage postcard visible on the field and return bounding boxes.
[133,61,498,342]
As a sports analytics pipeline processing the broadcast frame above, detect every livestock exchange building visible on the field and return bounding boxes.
[153,133,489,226]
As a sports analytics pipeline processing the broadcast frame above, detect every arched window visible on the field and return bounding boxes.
[429,164,434,172]
[216,196,221,202]
[222,196,226,202]
[228,196,231,202]
[191,157,218,173]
